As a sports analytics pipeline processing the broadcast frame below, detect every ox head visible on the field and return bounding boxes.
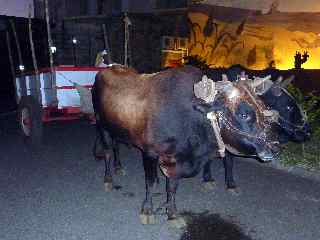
[194,75,280,162]
[251,75,311,143]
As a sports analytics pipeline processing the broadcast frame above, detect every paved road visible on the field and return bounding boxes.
[1,114,320,240]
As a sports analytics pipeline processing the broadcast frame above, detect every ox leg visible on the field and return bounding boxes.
[97,125,114,192]
[166,177,178,220]
[166,178,186,228]
[223,153,239,194]
[140,153,157,224]
[201,160,216,192]
[104,150,113,192]
[93,135,105,160]
[113,141,125,176]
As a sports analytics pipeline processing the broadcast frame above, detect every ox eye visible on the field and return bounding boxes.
[286,106,293,111]
[239,113,250,120]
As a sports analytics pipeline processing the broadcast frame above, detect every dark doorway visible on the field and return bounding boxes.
[0,30,17,114]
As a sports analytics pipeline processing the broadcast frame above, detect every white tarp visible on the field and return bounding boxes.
[0,0,34,18]
[55,70,98,109]
[15,67,100,110]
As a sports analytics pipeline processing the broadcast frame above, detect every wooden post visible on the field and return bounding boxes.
[6,31,18,104]
[9,19,24,72]
[88,34,92,64]
[45,0,54,72]
[28,4,42,104]
[44,0,57,104]
[102,24,112,64]
[123,13,131,67]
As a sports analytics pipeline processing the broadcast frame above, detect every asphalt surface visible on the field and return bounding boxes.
[1,114,320,240]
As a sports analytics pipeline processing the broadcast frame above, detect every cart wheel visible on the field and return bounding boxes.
[18,96,43,146]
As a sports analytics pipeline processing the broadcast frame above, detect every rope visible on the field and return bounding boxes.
[243,74,307,131]
[207,112,225,157]
[194,75,226,156]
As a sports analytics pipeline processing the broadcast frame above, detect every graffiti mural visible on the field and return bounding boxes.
[187,5,320,70]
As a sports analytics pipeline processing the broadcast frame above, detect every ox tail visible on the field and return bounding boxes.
[91,79,109,160]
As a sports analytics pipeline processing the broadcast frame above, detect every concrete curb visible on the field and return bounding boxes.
[238,157,320,183]
[268,162,320,182]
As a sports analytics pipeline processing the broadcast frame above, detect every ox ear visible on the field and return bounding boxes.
[270,75,294,96]
[251,75,272,88]
[280,75,295,88]
[275,75,283,84]
[221,74,229,82]
[251,75,273,95]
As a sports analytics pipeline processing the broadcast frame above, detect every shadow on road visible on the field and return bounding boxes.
[180,211,253,240]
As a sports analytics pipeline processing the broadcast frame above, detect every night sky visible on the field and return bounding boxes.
[0,0,34,18]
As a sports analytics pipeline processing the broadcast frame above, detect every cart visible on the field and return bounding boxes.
[15,66,102,145]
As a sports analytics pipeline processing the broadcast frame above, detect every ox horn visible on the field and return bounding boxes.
[250,75,273,95]
[251,75,272,89]
[215,80,234,93]
[215,75,232,92]
[275,75,283,84]
[222,74,229,82]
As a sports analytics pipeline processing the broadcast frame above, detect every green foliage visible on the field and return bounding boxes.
[191,0,205,4]
[280,135,320,171]
[280,84,320,171]
[286,84,320,125]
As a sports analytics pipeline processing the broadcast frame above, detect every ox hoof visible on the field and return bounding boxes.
[227,187,241,196]
[201,181,217,192]
[104,182,113,192]
[115,168,126,176]
[168,216,187,229]
[139,213,156,225]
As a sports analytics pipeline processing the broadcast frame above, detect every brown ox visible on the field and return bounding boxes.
[92,65,280,226]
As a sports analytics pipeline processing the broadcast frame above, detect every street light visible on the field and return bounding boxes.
[72,37,77,44]
[19,65,25,71]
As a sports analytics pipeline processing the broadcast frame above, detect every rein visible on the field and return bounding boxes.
[216,111,279,157]
[277,116,306,134]
[216,111,268,142]
[242,74,307,131]
[278,87,308,131]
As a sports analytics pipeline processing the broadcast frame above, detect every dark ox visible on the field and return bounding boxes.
[224,64,311,143]
[203,78,280,190]
[207,64,311,192]
[255,77,311,143]
[92,65,279,225]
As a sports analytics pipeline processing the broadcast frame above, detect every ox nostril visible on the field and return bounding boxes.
[269,140,280,154]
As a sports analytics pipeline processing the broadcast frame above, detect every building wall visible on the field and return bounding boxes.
[124,0,153,12]
[203,0,320,13]
[55,12,188,72]
[188,5,320,70]
[0,0,34,17]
